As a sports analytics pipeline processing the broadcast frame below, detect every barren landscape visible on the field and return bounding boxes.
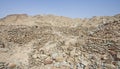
[0,14,120,69]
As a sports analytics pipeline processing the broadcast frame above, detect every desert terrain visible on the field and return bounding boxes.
[0,14,120,69]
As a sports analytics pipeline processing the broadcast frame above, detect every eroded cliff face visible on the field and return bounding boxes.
[0,14,120,69]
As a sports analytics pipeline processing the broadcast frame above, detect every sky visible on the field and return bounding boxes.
[0,0,120,18]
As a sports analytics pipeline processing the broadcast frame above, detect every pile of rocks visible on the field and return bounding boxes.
[0,14,120,69]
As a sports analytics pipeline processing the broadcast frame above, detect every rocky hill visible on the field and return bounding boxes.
[0,14,120,69]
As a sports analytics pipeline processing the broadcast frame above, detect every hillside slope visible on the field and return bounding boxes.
[0,14,120,69]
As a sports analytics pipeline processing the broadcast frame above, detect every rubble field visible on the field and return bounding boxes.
[0,14,120,69]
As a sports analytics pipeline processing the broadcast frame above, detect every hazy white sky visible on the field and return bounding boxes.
[0,0,120,18]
